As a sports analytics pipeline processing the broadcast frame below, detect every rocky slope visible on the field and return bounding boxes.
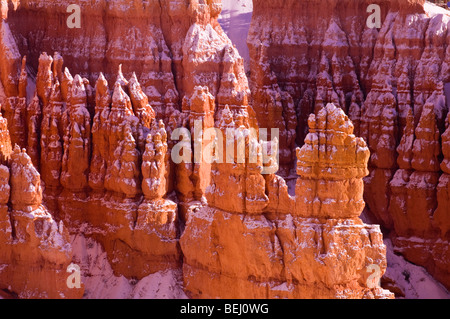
[248,0,450,292]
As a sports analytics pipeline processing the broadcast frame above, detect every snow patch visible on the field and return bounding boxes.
[71,234,187,299]
[384,239,450,299]
[424,2,450,17]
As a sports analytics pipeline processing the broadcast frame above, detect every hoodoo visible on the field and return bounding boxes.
[0,0,448,299]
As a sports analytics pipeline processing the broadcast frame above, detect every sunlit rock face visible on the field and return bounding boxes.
[1,0,447,299]
[248,0,450,291]
[181,103,393,299]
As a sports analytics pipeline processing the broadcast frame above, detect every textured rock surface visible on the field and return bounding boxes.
[2,0,252,296]
[2,0,447,299]
[295,104,369,219]
[248,0,450,291]
[0,3,82,299]
[0,146,83,299]
[181,103,392,299]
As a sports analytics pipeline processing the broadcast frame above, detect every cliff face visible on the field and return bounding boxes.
[248,0,450,291]
[7,0,226,111]
[0,140,83,298]
[2,0,270,297]
[3,0,444,299]
[181,103,392,298]
[0,2,82,299]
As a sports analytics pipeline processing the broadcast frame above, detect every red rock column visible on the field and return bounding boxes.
[182,86,215,202]
[26,93,42,170]
[0,111,12,163]
[88,73,111,191]
[0,164,11,251]
[293,103,392,298]
[104,79,141,198]
[3,145,84,299]
[36,52,54,107]
[40,80,64,190]
[2,56,27,150]
[60,75,91,192]
[434,115,450,276]
[295,104,369,219]
[132,120,180,278]
[181,103,392,298]
[390,100,442,238]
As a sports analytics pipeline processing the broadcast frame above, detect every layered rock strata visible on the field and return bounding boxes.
[0,1,83,299]
[0,0,397,299]
[2,0,253,289]
[248,0,450,290]
[181,103,393,299]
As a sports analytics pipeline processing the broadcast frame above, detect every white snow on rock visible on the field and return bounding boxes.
[424,1,450,16]
[218,0,253,70]
[384,239,450,299]
[70,233,187,299]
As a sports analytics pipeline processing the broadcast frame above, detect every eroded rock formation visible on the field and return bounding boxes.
[0,2,83,299]
[1,0,447,299]
[0,144,83,298]
[181,103,392,298]
[248,0,450,292]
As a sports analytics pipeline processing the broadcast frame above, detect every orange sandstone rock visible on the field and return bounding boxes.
[60,75,91,192]
[40,79,64,190]
[181,103,392,299]
[248,0,450,291]
[295,104,369,219]
[0,146,84,298]
[0,111,12,163]
[88,73,111,191]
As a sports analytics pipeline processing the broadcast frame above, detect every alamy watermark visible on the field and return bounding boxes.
[366,264,382,289]
[170,120,279,175]
[66,263,81,289]
[66,4,81,29]
[366,4,381,29]
[65,3,382,30]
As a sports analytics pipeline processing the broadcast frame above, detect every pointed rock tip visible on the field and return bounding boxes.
[71,75,87,98]
[96,72,108,89]
[50,80,62,101]
[72,74,88,91]
[63,67,73,80]
[112,81,127,101]
[72,74,83,84]
[39,52,53,62]
[116,64,129,87]
[129,72,139,83]
[53,52,63,60]
[97,72,106,81]
[96,73,109,96]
